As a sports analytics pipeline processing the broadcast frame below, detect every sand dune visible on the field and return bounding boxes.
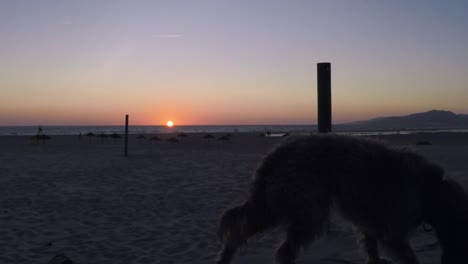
[0,132,467,263]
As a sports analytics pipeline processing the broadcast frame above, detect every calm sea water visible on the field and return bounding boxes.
[1,125,467,136]
[0,125,316,136]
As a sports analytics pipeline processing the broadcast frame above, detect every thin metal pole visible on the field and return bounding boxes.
[124,114,129,157]
[317,62,332,133]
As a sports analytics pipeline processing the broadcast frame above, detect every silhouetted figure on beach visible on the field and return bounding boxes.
[217,135,468,264]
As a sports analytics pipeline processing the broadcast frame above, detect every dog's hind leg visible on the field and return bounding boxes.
[275,212,329,264]
[381,238,419,264]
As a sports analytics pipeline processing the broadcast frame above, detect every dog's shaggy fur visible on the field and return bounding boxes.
[217,135,468,264]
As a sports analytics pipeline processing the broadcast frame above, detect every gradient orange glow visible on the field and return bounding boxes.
[1,1,467,126]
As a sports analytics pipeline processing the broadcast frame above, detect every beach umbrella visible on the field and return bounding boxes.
[97,133,108,143]
[136,134,146,144]
[218,134,230,143]
[110,133,121,139]
[203,134,214,143]
[150,135,161,142]
[85,132,95,143]
[110,133,121,143]
[167,137,179,143]
[203,134,214,139]
[177,133,188,138]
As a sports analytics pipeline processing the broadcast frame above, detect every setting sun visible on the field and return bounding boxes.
[166,121,174,127]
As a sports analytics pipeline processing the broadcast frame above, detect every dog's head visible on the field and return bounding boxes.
[425,178,468,264]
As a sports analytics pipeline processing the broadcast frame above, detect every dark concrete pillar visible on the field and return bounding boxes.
[317,62,332,133]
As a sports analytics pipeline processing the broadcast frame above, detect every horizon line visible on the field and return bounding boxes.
[0,123,321,127]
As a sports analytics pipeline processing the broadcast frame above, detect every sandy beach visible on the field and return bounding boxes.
[0,132,467,264]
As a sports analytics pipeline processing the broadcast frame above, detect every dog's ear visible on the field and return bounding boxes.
[459,208,468,219]
[423,165,444,190]
[398,151,443,188]
[440,178,468,204]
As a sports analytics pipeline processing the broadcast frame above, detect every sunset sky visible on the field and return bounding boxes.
[1,0,467,126]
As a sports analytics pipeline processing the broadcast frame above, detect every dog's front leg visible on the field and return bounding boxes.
[357,231,392,264]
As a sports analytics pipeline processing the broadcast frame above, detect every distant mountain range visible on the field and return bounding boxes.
[341,110,468,130]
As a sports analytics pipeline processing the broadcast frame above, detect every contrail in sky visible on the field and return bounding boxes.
[158,34,184,38]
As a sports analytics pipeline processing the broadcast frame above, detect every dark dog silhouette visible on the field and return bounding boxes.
[217,135,468,264]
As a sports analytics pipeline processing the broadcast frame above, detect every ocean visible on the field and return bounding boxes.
[0,125,315,136]
[1,125,468,136]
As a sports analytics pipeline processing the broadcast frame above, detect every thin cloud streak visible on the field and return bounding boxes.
[158,34,184,38]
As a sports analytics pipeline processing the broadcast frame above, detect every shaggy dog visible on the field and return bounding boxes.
[217,135,468,264]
